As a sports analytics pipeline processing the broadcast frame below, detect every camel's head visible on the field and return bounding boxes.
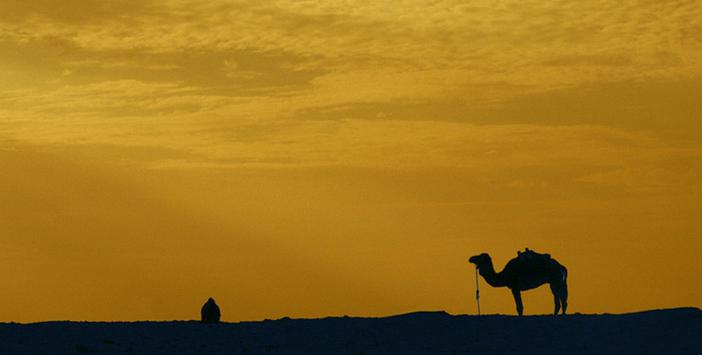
[468,253,491,269]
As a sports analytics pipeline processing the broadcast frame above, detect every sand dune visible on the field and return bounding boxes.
[1,308,699,354]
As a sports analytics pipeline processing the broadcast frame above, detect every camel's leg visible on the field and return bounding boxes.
[511,289,523,316]
[560,282,568,315]
[550,283,561,315]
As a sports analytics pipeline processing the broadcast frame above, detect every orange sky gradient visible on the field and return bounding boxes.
[1,0,701,322]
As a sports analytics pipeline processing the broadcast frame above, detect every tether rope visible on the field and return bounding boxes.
[475,266,481,315]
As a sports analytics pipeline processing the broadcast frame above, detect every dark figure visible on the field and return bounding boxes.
[201,297,221,323]
[469,250,568,316]
[517,248,551,262]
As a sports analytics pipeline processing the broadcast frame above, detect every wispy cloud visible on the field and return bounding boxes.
[1,0,701,183]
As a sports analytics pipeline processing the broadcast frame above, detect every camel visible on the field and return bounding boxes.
[469,249,568,316]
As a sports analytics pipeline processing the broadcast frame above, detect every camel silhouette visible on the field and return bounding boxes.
[469,249,568,316]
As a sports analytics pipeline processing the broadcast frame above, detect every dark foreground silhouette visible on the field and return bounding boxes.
[201,297,221,324]
[470,249,568,316]
[1,308,699,354]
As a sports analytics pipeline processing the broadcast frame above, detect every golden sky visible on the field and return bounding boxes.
[1,0,701,322]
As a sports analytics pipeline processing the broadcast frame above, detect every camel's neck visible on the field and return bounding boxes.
[478,259,508,287]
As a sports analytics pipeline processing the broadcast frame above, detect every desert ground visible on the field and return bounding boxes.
[0,308,699,354]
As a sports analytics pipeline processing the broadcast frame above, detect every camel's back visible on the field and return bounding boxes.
[505,255,566,290]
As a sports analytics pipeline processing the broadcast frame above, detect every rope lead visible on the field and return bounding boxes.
[475,266,481,315]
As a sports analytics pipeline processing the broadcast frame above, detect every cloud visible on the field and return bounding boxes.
[1,0,701,186]
[542,53,634,67]
[3,1,700,80]
[0,0,153,24]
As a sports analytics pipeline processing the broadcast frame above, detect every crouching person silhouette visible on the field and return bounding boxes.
[201,297,221,323]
